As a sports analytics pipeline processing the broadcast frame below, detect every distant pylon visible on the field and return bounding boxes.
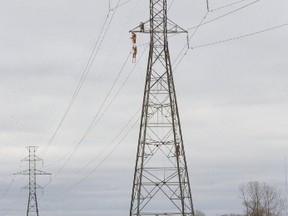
[129,0,195,216]
[15,146,51,216]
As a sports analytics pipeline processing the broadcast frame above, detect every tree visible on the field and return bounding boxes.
[194,210,206,216]
[239,181,284,216]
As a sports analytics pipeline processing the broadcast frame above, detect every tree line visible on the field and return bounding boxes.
[195,181,285,216]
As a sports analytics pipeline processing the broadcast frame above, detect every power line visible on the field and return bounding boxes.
[39,1,142,194]
[79,0,140,107]
[52,51,131,178]
[73,108,141,176]
[168,0,176,9]
[51,44,148,180]
[210,0,248,12]
[89,44,149,130]
[110,0,135,10]
[173,0,274,70]
[27,2,127,201]
[190,22,288,49]
[0,162,24,202]
[58,110,140,194]
[173,11,210,70]
[35,0,285,210]
[40,11,111,156]
[45,45,149,198]
[54,96,177,197]
[188,0,262,31]
[173,22,288,75]
[48,34,187,195]
[67,44,149,178]
[42,0,139,168]
[40,0,120,157]
[170,0,261,70]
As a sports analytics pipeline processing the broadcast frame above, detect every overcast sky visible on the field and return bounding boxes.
[0,0,288,215]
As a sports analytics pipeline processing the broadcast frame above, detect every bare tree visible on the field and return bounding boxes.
[239,181,284,216]
[194,210,206,216]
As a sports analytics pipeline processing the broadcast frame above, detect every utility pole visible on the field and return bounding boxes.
[129,0,195,215]
[15,146,51,216]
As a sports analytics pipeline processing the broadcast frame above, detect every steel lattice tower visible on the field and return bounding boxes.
[15,146,51,216]
[129,0,195,216]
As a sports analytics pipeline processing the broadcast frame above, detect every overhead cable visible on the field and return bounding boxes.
[90,45,149,130]
[55,114,140,195]
[0,162,23,202]
[173,11,209,70]
[52,52,131,179]
[52,44,148,180]
[168,0,176,9]
[40,1,119,157]
[211,0,248,12]
[191,22,288,49]
[110,0,135,10]
[43,0,137,168]
[73,108,141,175]
[188,0,262,31]
[42,0,138,191]
[48,44,149,195]
[173,0,264,69]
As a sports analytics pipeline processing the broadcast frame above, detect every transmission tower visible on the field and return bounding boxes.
[15,146,51,216]
[129,0,195,216]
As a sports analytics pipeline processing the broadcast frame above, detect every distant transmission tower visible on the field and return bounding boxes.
[15,146,51,216]
[129,0,195,215]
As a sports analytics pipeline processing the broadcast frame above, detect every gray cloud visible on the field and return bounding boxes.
[1,0,288,216]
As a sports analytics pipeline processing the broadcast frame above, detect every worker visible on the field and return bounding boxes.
[176,145,180,156]
[140,21,144,32]
[131,32,137,44]
[132,45,137,63]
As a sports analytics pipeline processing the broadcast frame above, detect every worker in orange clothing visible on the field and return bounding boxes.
[131,32,137,44]
[132,45,137,63]
[140,22,144,32]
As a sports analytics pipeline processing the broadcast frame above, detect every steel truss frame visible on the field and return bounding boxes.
[15,146,51,216]
[130,1,194,216]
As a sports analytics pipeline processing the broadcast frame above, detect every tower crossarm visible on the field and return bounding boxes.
[129,19,187,34]
[14,169,30,175]
[14,169,51,176]
[21,184,44,190]
[34,169,51,175]
[21,155,43,162]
